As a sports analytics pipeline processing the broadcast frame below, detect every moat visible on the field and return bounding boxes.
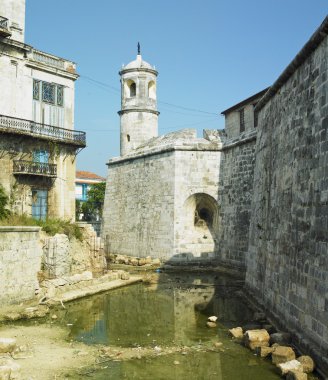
[35,271,316,380]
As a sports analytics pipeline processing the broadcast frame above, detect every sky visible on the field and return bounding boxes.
[25,1,327,177]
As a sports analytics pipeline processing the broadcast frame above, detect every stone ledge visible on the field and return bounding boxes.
[0,226,41,232]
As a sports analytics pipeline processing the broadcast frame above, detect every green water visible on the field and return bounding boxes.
[54,271,295,379]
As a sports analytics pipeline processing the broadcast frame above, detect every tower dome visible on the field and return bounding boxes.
[118,45,159,156]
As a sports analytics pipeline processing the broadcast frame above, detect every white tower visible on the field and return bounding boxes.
[119,44,159,156]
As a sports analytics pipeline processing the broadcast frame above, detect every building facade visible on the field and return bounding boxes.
[102,52,222,261]
[75,171,106,203]
[0,0,85,220]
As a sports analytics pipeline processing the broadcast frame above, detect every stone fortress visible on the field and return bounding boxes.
[102,17,328,375]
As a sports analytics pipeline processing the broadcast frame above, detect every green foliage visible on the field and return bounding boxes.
[0,214,83,240]
[0,185,10,220]
[80,182,106,221]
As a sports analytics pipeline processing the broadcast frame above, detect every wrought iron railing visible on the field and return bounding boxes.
[0,114,86,147]
[0,16,9,30]
[13,160,57,177]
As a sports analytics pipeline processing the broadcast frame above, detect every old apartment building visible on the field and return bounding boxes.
[0,0,85,220]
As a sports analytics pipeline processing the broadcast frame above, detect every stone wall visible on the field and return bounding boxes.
[102,152,176,260]
[0,226,42,305]
[218,131,256,270]
[246,33,328,372]
[173,150,221,260]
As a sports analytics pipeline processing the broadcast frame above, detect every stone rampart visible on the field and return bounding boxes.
[218,130,256,270]
[246,32,328,373]
[0,226,42,305]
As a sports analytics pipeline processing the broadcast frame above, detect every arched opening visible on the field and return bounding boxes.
[124,79,136,98]
[148,81,156,99]
[129,82,136,97]
[179,193,219,258]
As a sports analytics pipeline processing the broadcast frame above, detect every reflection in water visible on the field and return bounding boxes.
[58,272,280,380]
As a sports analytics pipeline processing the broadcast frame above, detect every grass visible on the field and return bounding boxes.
[0,214,83,240]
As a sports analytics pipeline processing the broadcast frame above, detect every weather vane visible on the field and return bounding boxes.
[137,42,141,55]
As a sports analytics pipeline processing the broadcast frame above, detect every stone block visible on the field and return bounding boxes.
[297,356,314,373]
[244,329,270,350]
[256,346,274,358]
[286,370,308,380]
[272,346,296,365]
[277,360,303,375]
[0,338,16,353]
[229,327,243,339]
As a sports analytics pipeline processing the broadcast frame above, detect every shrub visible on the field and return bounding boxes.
[0,185,10,220]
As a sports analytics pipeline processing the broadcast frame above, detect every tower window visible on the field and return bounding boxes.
[239,108,245,133]
[148,81,156,99]
[127,134,130,142]
[129,82,136,97]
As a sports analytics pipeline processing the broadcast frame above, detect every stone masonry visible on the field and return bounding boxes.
[0,226,42,305]
[246,18,328,374]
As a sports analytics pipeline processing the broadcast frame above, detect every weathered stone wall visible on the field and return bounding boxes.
[173,150,221,260]
[102,152,176,260]
[218,131,256,269]
[246,35,328,372]
[0,226,42,305]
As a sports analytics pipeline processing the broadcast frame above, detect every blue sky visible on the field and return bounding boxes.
[25,1,327,176]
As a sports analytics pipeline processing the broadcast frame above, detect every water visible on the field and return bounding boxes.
[52,271,297,379]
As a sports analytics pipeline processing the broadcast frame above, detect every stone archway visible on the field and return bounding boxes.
[178,193,219,259]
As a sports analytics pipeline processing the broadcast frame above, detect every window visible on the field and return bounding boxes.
[33,80,64,106]
[33,150,49,164]
[33,80,40,100]
[254,110,258,128]
[239,108,245,133]
[148,81,156,99]
[57,85,64,106]
[129,82,136,97]
[42,82,56,104]
[127,134,130,142]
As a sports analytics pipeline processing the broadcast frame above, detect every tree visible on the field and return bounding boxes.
[80,182,106,221]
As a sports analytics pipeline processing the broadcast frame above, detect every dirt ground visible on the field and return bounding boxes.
[0,323,99,380]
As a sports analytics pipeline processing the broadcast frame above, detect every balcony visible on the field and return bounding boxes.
[0,16,11,37]
[13,160,57,178]
[0,114,86,147]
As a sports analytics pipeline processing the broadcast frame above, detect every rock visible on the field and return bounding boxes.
[138,258,147,266]
[244,329,270,350]
[152,258,161,265]
[23,305,49,319]
[214,342,223,348]
[297,356,314,373]
[207,321,217,328]
[3,313,21,322]
[0,338,16,354]
[173,360,180,365]
[0,359,21,380]
[120,271,130,280]
[262,324,275,334]
[229,327,243,339]
[286,370,308,380]
[0,366,11,380]
[277,359,303,375]
[130,258,139,266]
[208,316,218,322]
[145,256,152,264]
[51,314,58,320]
[272,346,296,365]
[256,346,274,358]
[270,332,292,346]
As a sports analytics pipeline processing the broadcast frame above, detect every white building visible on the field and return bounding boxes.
[0,0,85,220]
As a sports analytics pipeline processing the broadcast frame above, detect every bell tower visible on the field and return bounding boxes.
[119,44,159,156]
